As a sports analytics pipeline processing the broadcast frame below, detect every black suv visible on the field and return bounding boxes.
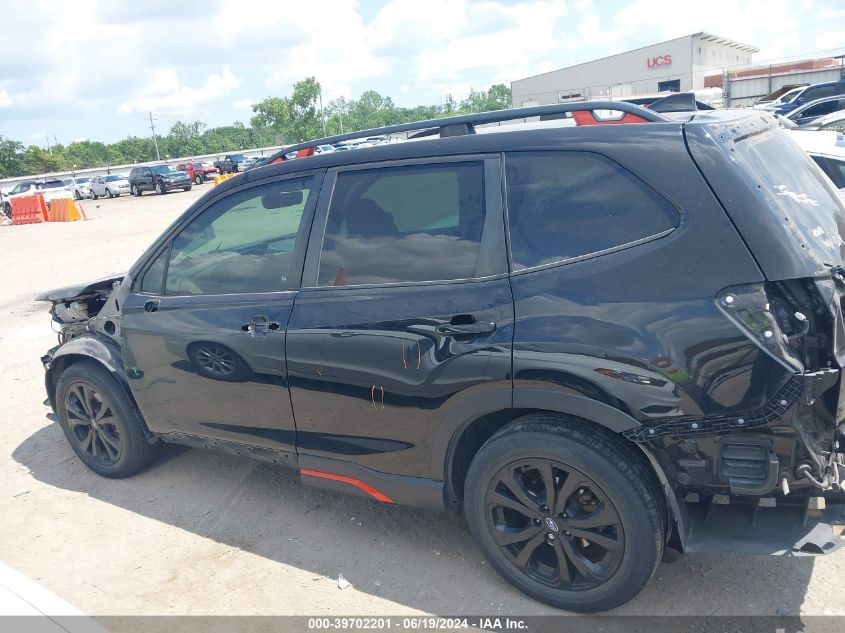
[128,164,192,196]
[37,103,845,612]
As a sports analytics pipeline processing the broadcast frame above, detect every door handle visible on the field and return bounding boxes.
[435,317,496,337]
[144,300,159,313]
[240,315,281,338]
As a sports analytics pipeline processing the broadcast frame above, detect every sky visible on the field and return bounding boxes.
[1,0,844,145]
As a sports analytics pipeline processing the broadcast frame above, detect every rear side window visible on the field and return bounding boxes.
[505,152,679,270]
[317,162,487,286]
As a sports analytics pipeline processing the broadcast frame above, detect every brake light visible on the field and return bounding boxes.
[716,283,803,372]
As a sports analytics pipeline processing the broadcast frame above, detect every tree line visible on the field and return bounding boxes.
[0,79,511,178]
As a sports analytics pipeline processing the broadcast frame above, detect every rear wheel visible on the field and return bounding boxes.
[464,416,664,612]
[194,174,204,185]
[55,361,160,478]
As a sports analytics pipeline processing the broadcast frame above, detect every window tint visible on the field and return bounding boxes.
[317,162,486,286]
[505,152,679,270]
[164,177,312,295]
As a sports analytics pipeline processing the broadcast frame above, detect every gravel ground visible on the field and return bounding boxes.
[1,187,844,623]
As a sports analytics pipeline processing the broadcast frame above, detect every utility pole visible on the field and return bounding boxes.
[319,89,327,137]
[148,111,161,161]
[45,135,52,155]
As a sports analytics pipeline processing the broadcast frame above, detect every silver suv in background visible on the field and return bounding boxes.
[90,174,130,199]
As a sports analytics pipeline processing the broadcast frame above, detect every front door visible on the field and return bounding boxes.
[287,157,513,478]
[120,173,321,453]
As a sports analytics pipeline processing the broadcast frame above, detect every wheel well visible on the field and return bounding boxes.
[46,354,154,437]
[447,408,659,508]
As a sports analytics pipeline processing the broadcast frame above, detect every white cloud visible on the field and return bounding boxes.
[233,98,253,110]
[118,68,241,116]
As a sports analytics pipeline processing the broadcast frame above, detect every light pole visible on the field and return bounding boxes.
[318,88,327,137]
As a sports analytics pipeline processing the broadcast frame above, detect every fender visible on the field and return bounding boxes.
[44,333,127,407]
[429,384,642,480]
[512,387,641,434]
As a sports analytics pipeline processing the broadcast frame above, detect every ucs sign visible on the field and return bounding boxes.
[648,55,672,68]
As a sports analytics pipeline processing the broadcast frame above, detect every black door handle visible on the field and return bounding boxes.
[435,317,496,336]
[144,300,159,313]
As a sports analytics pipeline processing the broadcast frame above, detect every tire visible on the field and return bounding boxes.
[91,190,99,200]
[73,190,81,201]
[54,360,160,478]
[105,188,113,199]
[155,181,166,195]
[183,185,192,192]
[194,173,204,185]
[130,184,140,196]
[464,415,665,613]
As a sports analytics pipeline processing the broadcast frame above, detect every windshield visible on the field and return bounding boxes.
[105,175,122,182]
[40,181,65,189]
[774,88,803,104]
[75,178,91,184]
[151,165,172,175]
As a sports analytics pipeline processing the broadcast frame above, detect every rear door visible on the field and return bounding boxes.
[286,156,513,478]
[120,172,322,454]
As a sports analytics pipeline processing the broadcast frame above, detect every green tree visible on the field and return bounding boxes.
[0,136,25,177]
[166,120,207,158]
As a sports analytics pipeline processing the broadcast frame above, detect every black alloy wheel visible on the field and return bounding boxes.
[485,459,624,591]
[63,381,122,465]
[464,417,664,612]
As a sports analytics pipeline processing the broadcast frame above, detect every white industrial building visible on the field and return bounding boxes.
[511,32,758,106]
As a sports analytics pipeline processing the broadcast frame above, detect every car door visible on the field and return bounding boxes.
[140,167,153,191]
[286,156,514,478]
[119,171,323,454]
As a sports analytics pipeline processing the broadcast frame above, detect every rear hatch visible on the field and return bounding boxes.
[684,110,845,283]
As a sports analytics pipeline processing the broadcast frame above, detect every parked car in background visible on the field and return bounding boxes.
[753,85,806,110]
[240,157,259,171]
[90,174,130,199]
[175,161,218,184]
[781,95,845,127]
[1,179,73,215]
[791,110,845,133]
[128,165,192,196]
[36,102,845,613]
[788,129,845,189]
[64,177,92,200]
[314,144,335,154]
[213,154,247,174]
[770,80,845,116]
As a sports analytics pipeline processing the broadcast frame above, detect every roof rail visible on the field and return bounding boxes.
[263,101,670,164]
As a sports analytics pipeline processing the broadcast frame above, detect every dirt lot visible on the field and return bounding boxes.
[1,187,845,620]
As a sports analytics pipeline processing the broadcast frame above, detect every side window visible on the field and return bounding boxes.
[802,86,834,102]
[162,177,313,295]
[317,161,486,286]
[140,248,167,294]
[505,152,679,270]
[801,101,836,118]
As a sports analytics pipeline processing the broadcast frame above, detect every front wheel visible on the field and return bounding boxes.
[183,185,192,192]
[55,361,160,478]
[105,188,113,199]
[155,181,166,195]
[91,190,99,200]
[73,190,81,200]
[464,416,664,613]
[130,184,140,196]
